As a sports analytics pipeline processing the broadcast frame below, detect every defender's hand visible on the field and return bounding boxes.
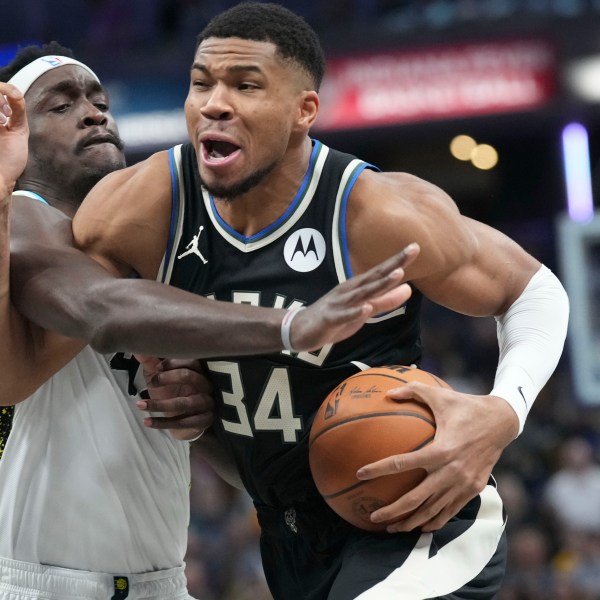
[356,382,518,532]
[136,355,214,441]
[0,83,28,199]
[291,243,419,351]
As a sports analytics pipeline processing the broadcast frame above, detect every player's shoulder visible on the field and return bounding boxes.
[92,150,171,193]
[11,194,72,247]
[357,169,454,203]
[352,168,460,223]
[78,151,172,225]
[73,151,174,273]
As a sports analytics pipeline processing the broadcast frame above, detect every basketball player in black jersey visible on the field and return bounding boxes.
[10,5,569,599]
[0,43,416,598]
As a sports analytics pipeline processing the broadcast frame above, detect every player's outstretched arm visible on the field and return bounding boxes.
[11,201,417,359]
[8,198,417,401]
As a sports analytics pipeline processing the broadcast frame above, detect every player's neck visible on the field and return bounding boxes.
[17,178,82,218]
[213,137,313,237]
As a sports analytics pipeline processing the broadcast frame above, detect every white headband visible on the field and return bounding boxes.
[8,55,100,95]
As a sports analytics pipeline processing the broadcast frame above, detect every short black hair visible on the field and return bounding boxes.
[198,2,325,91]
[0,41,74,83]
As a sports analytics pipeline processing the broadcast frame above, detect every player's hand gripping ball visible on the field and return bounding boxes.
[309,365,451,531]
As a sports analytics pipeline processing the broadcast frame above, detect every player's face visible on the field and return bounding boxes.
[185,37,312,200]
[24,65,125,199]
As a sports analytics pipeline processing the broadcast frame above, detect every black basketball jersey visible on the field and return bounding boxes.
[160,140,423,507]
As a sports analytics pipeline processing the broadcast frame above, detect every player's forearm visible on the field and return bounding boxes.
[12,255,286,359]
[490,265,569,434]
[84,278,287,357]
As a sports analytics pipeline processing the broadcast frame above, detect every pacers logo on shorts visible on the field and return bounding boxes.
[284,228,326,273]
[111,576,129,599]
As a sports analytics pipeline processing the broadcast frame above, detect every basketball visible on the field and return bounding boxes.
[309,365,450,531]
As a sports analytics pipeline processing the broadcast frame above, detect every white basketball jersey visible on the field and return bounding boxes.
[0,346,191,574]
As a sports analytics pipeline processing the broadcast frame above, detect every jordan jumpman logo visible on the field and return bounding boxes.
[178,226,208,264]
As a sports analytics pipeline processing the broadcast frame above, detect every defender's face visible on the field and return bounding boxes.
[24,65,125,190]
[185,37,308,199]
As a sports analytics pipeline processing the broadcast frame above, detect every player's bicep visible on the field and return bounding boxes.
[413,219,541,317]
[350,173,540,317]
[348,171,469,278]
[9,199,119,358]
[2,200,83,403]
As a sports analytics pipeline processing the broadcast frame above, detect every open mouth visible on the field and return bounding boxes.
[202,139,241,163]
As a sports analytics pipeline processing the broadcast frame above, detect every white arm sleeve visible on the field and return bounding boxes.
[490,265,569,435]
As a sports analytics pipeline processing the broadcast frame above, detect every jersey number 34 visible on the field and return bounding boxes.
[207,360,302,443]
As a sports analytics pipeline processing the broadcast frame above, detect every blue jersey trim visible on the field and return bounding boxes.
[17,190,49,205]
[339,162,379,279]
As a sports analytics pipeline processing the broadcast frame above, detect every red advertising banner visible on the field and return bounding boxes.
[316,38,557,131]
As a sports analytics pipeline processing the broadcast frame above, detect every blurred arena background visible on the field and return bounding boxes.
[3,1,600,598]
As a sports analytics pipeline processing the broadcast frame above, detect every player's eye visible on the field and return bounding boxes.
[51,103,70,113]
[239,82,259,91]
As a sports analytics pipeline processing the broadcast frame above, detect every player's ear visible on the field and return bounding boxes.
[296,90,319,131]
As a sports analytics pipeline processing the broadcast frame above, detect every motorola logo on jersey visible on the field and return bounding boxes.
[284,228,326,272]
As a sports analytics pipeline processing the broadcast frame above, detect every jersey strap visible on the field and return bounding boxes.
[12,190,49,204]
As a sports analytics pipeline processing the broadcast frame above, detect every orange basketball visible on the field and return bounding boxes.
[309,365,450,531]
